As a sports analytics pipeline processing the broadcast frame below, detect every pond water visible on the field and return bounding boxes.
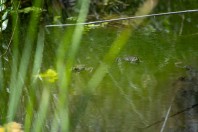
[43,13,198,132]
[1,5,198,132]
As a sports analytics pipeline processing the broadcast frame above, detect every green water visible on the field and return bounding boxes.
[43,13,198,131]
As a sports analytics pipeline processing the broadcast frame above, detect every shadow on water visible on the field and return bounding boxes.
[144,65,198,132]
[167,66,198,132]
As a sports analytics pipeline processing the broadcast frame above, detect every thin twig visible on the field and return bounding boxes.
[144,103,198,129]
[160,99,174,132]
[45,9,198,27]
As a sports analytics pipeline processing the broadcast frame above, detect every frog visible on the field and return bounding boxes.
[72,64,93,73]
[116,56,140,63]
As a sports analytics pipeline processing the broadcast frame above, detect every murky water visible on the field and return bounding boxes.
[41,15,198,131]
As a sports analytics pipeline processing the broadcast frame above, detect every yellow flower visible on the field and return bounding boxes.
[0,122,23,132]
[38,69,58,83]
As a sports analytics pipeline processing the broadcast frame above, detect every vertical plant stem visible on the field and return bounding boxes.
[52,0,91,131]
[32,88,50,132]
[24,26,45,132]
[7,0,43,122]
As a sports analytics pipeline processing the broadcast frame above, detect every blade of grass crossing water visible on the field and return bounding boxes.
[7,0,43,122]
[87,28,132,92]
[32,88,50,132]
[52,0,91,131]
[6,1,20,122]
[24,26,45,132]
[31,26,45,82]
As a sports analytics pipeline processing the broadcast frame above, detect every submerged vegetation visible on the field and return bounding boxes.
[0,0,198,131]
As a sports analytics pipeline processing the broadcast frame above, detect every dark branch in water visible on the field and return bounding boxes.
[144,103,198,129]
[45,9,198,27]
